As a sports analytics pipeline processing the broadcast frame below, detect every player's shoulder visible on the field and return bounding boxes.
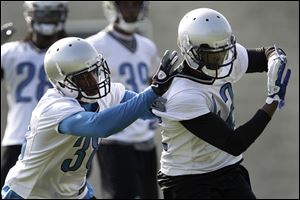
[135,33,157,51]
[32,89,84,127]
[110,82,126,99]
[236,43,247,55]
[228,42,248,82]
[86,29,109,44]
[39,89,82,112]
[1,40,26,54]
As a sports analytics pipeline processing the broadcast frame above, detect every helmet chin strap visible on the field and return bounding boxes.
[78,92,100,103]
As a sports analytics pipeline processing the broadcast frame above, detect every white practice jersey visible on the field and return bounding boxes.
[5,83,125,198]
[87,27,160,143]
[1,41,52,146]
[152,43,249,176]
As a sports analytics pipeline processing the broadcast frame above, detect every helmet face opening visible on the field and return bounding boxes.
[103,1,148,33]
[116,1,145,23]
[64,59,111,100]
[187,37,237,79]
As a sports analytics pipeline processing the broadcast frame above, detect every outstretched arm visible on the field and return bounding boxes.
[121,90,157,120]
[59,49,180,137]
[59,87,157,137]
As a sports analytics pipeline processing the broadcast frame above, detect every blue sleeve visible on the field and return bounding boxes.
[121,90,137,103]
[121,90,156,120]
[59,87,157,137]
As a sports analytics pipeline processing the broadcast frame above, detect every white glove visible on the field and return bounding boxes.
[266,46,291,109]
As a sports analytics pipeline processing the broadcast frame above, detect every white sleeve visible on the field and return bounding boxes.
[229,43,249,83]
[152,89,211,121]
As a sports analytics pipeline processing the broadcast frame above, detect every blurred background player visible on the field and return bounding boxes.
[86,1,160,199]
[1,1,69,188]
[152,8,291,199]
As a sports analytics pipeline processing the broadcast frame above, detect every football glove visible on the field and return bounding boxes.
[266,45,291,109]
[151,50,181,96]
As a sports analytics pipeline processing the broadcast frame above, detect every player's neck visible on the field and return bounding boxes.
[112,23,134,40]
[31,33,58,50]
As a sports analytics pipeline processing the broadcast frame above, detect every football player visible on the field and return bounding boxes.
[1,37,180,199]
[1,1,68,188]
[152,8,291,199]
[86,1,160,198]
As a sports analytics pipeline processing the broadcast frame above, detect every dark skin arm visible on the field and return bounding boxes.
[261,101,278,118]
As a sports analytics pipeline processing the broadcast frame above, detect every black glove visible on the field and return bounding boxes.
[151,50,181,96]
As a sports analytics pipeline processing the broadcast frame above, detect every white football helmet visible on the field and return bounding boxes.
[23,1,68,36]
[178,8,237,81]
[102,1,149,33]
[44,37,111,103]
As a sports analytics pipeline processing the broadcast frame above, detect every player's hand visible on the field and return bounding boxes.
[151,50,181,96]
[266,46,291,109]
